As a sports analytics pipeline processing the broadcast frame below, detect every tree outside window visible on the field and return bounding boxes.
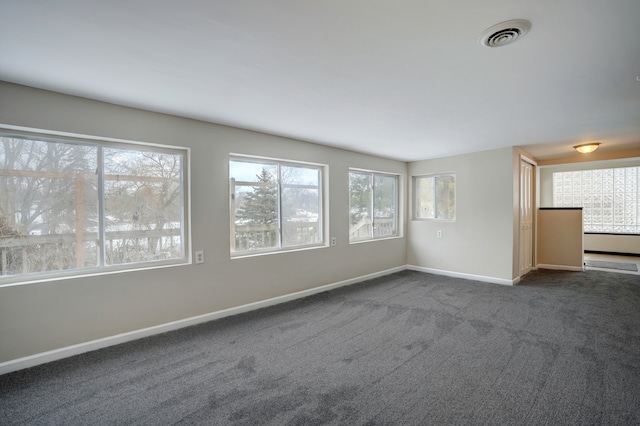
[349,170,399,241]
[0,133,187,282]
[414,174,455,220]
[229,158,323,254]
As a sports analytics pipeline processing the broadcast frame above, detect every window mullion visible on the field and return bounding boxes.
[318,168,323,243]
[97,146,106,268]
[370,173,375,238]
[277,163,282,249]
[393,177,398,232]
[434,176,439,219]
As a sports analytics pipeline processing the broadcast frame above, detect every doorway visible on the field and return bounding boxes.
[519,157,535,276]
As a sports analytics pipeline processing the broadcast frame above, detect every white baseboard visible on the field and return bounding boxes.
[0,266,406,375]
[407,265,516,286]
[536,264,584,272]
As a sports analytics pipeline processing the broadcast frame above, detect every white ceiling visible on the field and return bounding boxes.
[1,0,639,162]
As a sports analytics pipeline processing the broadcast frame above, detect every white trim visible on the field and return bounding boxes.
[407,265,516,286]
[0,127,192,287]
[349,167,401,177]
[0,123,189,151]
[519,153,538,167]
[537,264,584,272]
[0,266,405,375]
[348,235,403,245]
[0,261,190,288]
[0,264,536,375]
[412,174,456,221]
[348,169,403,242]
[230,242,327,259]
[229,155,328,256]
[229,152,328,169]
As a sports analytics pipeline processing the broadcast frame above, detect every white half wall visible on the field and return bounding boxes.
[584,234,640,255]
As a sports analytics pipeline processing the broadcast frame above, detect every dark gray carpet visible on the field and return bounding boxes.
[1,269,640,425]
[585,260,638,272]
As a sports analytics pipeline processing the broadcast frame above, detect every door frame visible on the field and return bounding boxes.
[519,155,537,277]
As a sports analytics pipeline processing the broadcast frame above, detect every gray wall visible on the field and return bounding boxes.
[4,80,636,367]
[407,148,517,281]
[0,82,408,362]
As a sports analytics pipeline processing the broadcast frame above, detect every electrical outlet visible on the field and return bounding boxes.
[195,250,205,264]
[437,230,443,239]
[331,237,337,247]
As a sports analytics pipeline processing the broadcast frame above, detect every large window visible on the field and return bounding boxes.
[349,170,399,242]
[229,156,324,255]
[553,167,639,234]
[414,174,455,220]
[0,132,188,283]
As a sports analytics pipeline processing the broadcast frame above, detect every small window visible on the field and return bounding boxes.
[414,174,455,220]
[230,156,324,255]
[0,131,188,283]
[349,170,399,242]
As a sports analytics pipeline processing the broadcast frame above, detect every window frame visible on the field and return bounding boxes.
[229,154,327,257]
[0,126,191,286]
[413,173,456,221]
[348,168,401,243]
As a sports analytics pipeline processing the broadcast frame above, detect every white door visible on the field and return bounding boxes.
[519,159,533,276]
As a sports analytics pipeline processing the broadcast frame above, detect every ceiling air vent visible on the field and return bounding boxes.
[479,19,531,47]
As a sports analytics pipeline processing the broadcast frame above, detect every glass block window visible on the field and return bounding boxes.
[552,167,639,234]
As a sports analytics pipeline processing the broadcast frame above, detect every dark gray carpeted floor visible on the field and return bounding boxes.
[1,269,640,425]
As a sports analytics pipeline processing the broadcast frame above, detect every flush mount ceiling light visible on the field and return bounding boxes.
[479,19,531,47]
[574,143,601,154]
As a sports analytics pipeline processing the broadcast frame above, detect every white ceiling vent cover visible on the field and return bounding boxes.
[479,19,531,47]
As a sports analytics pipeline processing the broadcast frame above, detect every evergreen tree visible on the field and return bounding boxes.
[349,172,371,226]
[236,168,278,225]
